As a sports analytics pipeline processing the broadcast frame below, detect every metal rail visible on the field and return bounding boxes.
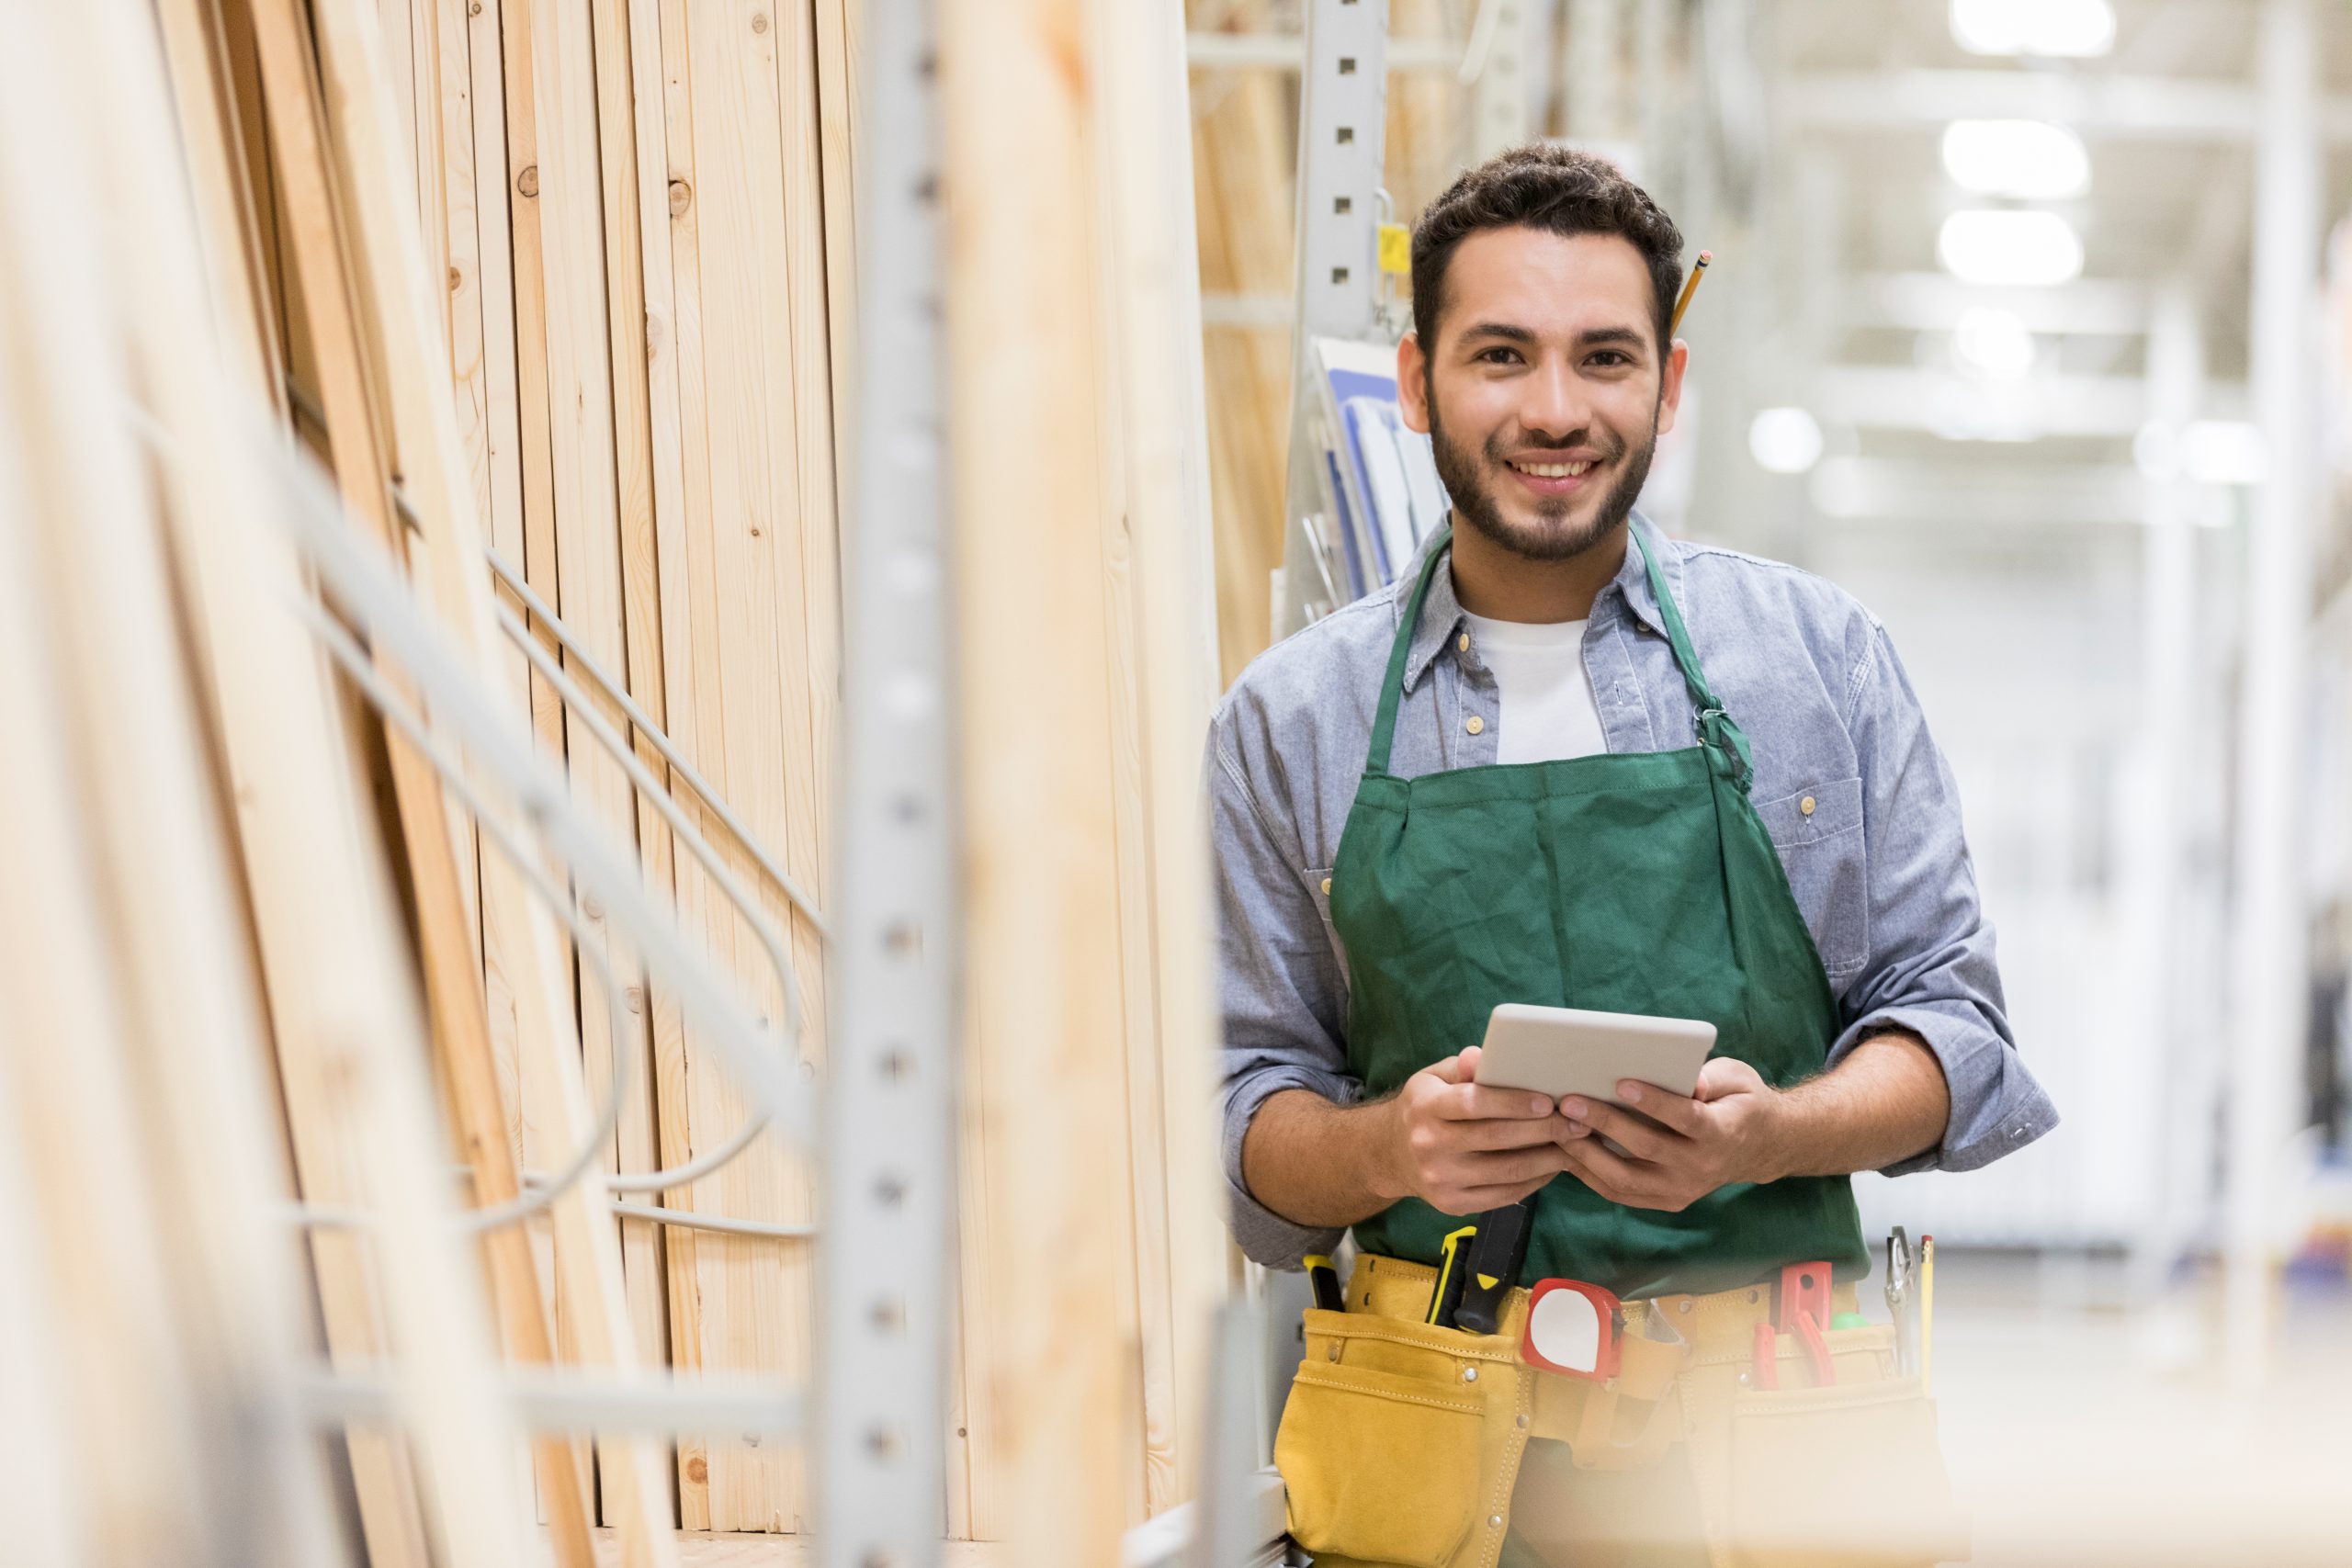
[812,0,958,1559]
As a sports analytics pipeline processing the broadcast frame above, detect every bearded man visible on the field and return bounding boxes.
[1209,145,2054,1566]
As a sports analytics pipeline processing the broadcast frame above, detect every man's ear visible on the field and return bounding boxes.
[1655,337,1691,437]
[1396,332,1432,434]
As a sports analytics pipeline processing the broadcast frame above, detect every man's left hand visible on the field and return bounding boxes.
[1554,1058,1787,1212]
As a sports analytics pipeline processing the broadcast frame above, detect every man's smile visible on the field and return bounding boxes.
[1502,452,1604,497]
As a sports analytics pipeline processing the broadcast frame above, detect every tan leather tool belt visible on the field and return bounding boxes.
[1274,1253,1967,1568]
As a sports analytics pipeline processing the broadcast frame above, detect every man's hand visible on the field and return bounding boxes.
[1553,1032,1952,1210]
[1374,1045,1578,1215]
[1553,1057,1787,1213]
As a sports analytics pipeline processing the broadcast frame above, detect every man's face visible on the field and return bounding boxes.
[1396,227,1688,562]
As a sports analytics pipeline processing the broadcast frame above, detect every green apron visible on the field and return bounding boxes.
[1334,525,1867,1298]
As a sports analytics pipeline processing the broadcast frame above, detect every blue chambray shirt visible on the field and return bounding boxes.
[1210,513,2058,1269]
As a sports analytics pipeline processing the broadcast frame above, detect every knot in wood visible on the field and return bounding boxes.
[667,178,692,218]
[515,164,538,197]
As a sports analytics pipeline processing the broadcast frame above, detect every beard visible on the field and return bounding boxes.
[1427,388,1658,563]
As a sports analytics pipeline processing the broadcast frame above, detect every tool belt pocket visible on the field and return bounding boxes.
[1275,1309,1524,1568]
[1713,1374,1966,1568]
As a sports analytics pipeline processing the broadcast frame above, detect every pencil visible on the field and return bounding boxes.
[1919,1233,1936,1395]
[1668,250,1712,335]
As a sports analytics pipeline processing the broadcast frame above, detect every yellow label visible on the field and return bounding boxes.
[1377,222,1411,275]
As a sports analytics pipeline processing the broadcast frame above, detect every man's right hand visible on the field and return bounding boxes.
[1374,1045,1578,1214]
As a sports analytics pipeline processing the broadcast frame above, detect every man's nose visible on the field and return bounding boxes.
[1517,357,1591,441]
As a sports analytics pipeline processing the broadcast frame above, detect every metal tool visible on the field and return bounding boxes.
[1303,1254,1345,1314]
[1885,1227,1914,1376]
[1426,1224,1478,1328]
[1453,1196,1535,1335]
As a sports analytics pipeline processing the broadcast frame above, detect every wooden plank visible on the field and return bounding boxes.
[300,5,684,1563]
[941,3,1132,1565]
[153,0,284,405]
[1186,7,1294,682]
[461,0,536,1189]
[243,3,603,1562]
[435,0,492,953]
[647,0,723,1526]
[770,6,842,1530]
[528,0,675,1529]
[590,0,681,1473]
[11,4,537,1561]
[486,10,583,1517]
[1098,0,1233,1514]
[238,6,451,1558]
[679,0,827,1530]
[809,0,858,496]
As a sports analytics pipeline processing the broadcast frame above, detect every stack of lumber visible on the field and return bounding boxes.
[0,0,1224,1562]
[1186,0,1470,681]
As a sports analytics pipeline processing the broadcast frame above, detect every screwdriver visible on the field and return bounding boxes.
[1426,1224,1478,1329]
[1453,1196,1535,1335]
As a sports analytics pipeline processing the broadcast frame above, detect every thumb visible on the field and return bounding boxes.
[1425,1047,1475,1085]
[1695,1055,1764,1101]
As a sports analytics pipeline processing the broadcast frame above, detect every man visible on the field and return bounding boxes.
[1211,145,2055,1564]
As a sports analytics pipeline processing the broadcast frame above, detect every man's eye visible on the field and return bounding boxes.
[1476,347,1521,365]
[1588,351,1631,368]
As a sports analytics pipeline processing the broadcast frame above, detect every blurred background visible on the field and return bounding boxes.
[1189,2,2352,1556]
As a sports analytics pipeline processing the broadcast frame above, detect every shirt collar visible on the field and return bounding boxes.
[1396,510,1681,694]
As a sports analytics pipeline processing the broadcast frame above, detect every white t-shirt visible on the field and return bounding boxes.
[1459,612,1608,765]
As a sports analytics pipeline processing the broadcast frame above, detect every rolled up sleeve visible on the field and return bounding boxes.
[1209,713,1358,1269]
[1826,622,2059,1174]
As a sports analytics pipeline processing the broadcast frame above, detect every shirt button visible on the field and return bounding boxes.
[1457,632,1470,652]
[1800,795,1816,817]
[1465,715,1485,736]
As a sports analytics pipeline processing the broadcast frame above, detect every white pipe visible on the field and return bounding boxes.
[2226,0,2320,1393]
[2129,283,2202,1303]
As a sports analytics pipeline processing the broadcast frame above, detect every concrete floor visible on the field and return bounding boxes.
[1930,1248,2352,1566]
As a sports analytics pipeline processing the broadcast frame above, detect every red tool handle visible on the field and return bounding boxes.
[1750,1320,1779,1390]
[1793,1307,1837,1386]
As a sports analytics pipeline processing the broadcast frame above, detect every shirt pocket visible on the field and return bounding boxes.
[1752,777,1868,987]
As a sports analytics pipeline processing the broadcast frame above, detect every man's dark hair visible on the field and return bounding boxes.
[1409,144,1685,355]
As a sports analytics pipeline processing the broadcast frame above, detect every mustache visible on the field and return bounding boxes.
[1486,429,1624,463]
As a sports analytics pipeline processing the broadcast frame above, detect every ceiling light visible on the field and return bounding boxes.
[1748,408,1824,475]
[1951,306,2037,379]
[1950,0,2115,58]
[2134,420,2267,485]
[1941,119,2090,199]
[1938,209,2084,287]
[2183,421,2266,485]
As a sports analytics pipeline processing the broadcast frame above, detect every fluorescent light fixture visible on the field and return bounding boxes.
[1950,0,2115,58]
[2134,420,2267,485]
[1951,306,2037,379]
[2183,421,2266,485]
[1940,119,2090,199]
[1938,209,2084,287]
[1748,407,1825,475]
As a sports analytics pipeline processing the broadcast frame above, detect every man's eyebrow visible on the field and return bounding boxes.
[1576,325,1647,350]
[1454,321,1538,344]
[1453,321,1650,350]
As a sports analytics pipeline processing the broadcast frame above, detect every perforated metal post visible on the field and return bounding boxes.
[1276,0,1391,634]
[815,0,958,1560]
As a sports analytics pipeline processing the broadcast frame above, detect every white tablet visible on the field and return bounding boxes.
[1472,1003,1716,1107]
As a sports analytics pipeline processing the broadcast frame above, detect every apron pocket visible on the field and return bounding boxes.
[1275,1314,1491,1568]
[1721,1376,1965,1568]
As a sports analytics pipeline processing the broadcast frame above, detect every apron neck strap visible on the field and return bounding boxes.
[1367,532,1453,775]
[1633,525,1754,789]
[1365,521,1753,787]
